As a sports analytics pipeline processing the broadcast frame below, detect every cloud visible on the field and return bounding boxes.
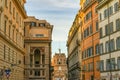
[25,0,79,54]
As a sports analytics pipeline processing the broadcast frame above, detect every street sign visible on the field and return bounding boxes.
[5,69,11,78]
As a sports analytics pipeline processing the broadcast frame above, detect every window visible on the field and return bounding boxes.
[86,27,89,36]
[116,37,120,50]
[90,25,92,34]
[30,22,36,27]
[109,22,113,34]
[99,13,102,21]
[39,23,45,27]
[99,43,104,54]
[114,2,119,12]
[87,47,93,57]
[13,7,15,18]
[105,41,109,53]
[85,11,92,21]
[9,25,11,37]
[34,70,40,76]
[35,34,44,37]
[4,20,7,33]
[106,59,111,71]
[100,28,103,38]
[111,58,115,70]
[96,44,99,55]
[108,6,113,16]
[96,21,98,31]
[100,60,104,71]
[84,0,91,7]
[104,9,108,18]
[116,19,120,30]
[9,2,12,13]
[117,57,120,69]
[109,39,115,51]
[96,61,100,71]
[105,22,113,35]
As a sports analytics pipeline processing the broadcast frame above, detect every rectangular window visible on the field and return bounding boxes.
[90,25,92,34]
[116,19,120,30]
[104,9,108,18]
[85,11,92,21]
[39,23,45,27]
[111,58,115,70]
[106,59,111,71]
[110,39,115,51]
[4,20,7,33]
[99,43,104,54]
[9,25,11,37]
[96,44,99,55]
[100,60,104,71]
[30,22,36,27]
[34,70,40,76]
[96,61,100,71]
[117,57,120,69]
[96,21,98,31]
[99,13,102,21]
[105,41,109,53]
[87,27,89,36]
[116,37,120,50]
[100,28,103,38]
[108,6,113,16]
[105,24,109,35]
[114,2,119,12]
[109,22,113,34]
[9,2,12,13]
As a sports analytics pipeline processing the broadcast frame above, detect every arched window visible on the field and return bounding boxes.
[34,49,40,65]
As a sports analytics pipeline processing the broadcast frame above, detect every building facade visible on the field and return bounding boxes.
[67,14,82,80]
[0,0,27,80]
[80,0,100,80]
[97,0,120,79]
[51,51,68,80]
[24,16,53,80]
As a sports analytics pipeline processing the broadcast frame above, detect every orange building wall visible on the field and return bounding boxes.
[81,0,100,80]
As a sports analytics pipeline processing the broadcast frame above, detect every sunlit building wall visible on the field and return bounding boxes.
[51,52,68,80]
[24,16,53,80]
[80,0,100,80]
[0,0,27,80]
[97,0,120,79]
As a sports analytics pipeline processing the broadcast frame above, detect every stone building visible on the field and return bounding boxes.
[97,0,120,79]
[24,16,53,80]
[51,50,68,80]
[0,0,27,80]
[67,14,82,80]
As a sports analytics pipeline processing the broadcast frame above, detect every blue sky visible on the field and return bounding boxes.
[25,0,80,56]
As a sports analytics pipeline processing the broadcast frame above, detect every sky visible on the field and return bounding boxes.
[25,0,80,56]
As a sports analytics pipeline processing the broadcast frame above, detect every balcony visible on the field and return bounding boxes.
[83,0,96,12]
[97,0,112,9]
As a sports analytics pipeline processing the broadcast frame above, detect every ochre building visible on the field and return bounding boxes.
[0,0,27,80]
[51,51,68,80]
[24,16,53,80]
